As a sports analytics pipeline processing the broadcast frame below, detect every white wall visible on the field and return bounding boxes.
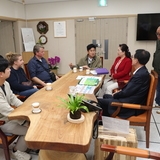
[27,19,75,74]
[0,0,25,19]
[25,0,160,19]
[0,0,159,73]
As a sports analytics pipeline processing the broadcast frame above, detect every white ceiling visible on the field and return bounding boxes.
[10,0,81,4]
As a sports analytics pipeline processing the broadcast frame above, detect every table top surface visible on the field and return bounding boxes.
[8,70,105,153]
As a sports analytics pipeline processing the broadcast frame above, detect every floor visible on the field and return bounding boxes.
[0,107,160,160]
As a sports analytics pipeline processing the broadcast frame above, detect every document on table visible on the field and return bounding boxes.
[76,76,102,81]
[75,85,96,94]
[102,116,129,134]
[77,76,102,86]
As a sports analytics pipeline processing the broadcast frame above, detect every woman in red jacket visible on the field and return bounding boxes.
[100,44,132,96]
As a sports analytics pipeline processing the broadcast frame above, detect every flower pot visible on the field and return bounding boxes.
[51,69,58,75]
[69,110,81,119]
[67,112,85,124]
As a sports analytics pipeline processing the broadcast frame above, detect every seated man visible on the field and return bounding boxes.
[69,44,102,69]
[0,58,31,160]
[98,49,151,118]
[28,44,58,87]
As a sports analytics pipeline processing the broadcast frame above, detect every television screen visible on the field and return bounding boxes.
[136,13,160,41]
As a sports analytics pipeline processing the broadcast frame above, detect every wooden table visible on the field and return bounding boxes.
[8,70,105,160]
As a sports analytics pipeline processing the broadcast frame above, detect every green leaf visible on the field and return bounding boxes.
[58,94,89,113]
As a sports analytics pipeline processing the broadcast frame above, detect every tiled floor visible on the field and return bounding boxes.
[0,107,160,160]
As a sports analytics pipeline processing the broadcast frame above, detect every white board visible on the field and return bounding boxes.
[21,28,36,51]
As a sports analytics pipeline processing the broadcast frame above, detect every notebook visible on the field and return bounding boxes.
[95,68,109,75]
[79,77,100,86]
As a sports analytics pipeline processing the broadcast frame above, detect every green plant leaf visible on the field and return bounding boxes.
[58,94,89,113]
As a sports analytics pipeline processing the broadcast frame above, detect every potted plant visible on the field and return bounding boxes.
[48,56,60,75]
[60,94,89,121]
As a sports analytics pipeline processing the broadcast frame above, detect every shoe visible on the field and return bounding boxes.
[98,120,103,125]
[156,110,160,114]
[11,150,31,160]
[26,148,39,155]
[154,103,160,108]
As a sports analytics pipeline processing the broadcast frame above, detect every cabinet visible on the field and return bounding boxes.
[22,51,48,64]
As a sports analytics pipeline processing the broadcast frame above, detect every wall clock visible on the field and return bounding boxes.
[39,35,47,44]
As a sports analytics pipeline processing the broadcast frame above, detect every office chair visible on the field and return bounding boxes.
[110,70,158,148]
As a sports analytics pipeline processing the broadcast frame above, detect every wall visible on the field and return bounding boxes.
[26,19,75,74]
[0,21,15,56]
[0,0,25,19]
[127,17,155,70]
[1,0,159,73]
[24,0,159,73]
[25,0,160,19]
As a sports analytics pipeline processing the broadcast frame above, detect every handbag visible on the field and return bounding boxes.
[22,80,33,86]
[49,72,56,82]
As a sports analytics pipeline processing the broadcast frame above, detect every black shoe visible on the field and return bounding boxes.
[26,148,39,155]
[99,120,103,125]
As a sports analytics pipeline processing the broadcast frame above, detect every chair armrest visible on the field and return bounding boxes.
[111,102,151,110]
[101,144,160,160]
[110,102,151,117]
[16,95,27,102]
[0,120,5,126]
[37,85,43,89]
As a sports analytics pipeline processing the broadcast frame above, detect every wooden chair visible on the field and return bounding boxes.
[0,120,18,160]
[23,63,31,80]
[101,144,160,160]
[112,66,135,93]
[110,70,158,148]
[100,56,103,67]
[16,95,27,102]
[24,63,43,89]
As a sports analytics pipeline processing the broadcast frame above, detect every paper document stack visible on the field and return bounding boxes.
[79,77,101,86]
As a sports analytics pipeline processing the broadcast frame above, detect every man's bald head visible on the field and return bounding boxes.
[156,26,160,40]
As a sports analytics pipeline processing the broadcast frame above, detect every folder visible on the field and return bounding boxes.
[95,68,109,75]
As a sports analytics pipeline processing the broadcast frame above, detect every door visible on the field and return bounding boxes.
[0,21,15,57]
[75,17,128,71]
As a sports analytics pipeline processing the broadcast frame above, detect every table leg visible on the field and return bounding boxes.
[38,150,87,160]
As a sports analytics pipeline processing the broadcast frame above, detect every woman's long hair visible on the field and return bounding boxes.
[119,44,131,58]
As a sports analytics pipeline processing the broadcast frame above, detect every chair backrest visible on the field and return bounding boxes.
[100,56,103,67]
[24,63,31,80]
[131,66,135,76]
[23,63,43,89]
[146,70,158,106]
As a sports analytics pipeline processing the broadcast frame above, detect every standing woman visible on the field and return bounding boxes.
[6,52,38,98]
[99,44,132,96]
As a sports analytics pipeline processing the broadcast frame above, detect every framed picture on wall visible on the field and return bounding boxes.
[54,21,66,37]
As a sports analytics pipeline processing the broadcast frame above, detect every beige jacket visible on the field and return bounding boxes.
[77,55,102,69]
[0,81,23,123]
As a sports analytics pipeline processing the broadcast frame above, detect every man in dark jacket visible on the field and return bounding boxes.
[152,26,160,108]
[98,49,150,119]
